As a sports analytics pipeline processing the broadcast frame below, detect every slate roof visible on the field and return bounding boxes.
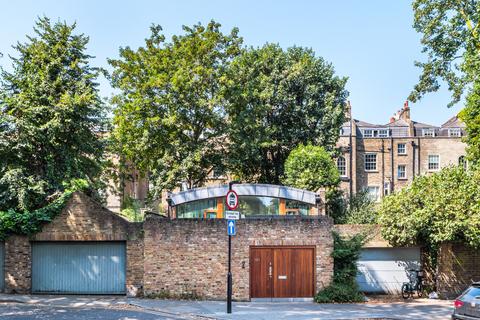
[441,115,465,128]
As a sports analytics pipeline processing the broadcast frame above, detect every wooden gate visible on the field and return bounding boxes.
[250,247,315,298]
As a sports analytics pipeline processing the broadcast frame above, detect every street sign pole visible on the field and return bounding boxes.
[226,181,238,314]
[227,233,232,314]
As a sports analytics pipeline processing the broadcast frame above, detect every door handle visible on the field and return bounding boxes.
[268,262,272,278]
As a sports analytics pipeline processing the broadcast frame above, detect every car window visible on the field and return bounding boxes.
[464,287,480,298]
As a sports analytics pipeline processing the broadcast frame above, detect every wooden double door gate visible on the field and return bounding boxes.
[250,246,315,298]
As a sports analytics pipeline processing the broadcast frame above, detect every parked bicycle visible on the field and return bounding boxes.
[401,269,424,299]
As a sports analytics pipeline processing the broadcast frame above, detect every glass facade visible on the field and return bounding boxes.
[176,199,217,218]
[175,196,313,218]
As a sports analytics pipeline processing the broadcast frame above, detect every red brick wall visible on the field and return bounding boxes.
[143,216,334,300]
[437,243,480,299]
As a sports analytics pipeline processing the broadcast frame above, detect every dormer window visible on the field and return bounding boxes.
[448,128,461,137]
[362,128,389,138]
[422,128,435,137]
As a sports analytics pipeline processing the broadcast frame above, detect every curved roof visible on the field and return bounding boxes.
[169,184,317,206]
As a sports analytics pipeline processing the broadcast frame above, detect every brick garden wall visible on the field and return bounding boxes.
[143,215,334,301]
[3,192,144,296]
[437,243,480,299]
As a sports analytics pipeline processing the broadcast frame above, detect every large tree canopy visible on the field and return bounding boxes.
[378,166,480,249]
[282,144,339,191]
[409,0,480,163]
[109,21,242,196]
[0,17,106,212]
[224,44,348,183]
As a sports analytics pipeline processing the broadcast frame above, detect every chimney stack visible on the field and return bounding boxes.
[401,100,410,120]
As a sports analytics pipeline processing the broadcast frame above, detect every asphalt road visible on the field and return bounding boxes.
[0,303,185,320]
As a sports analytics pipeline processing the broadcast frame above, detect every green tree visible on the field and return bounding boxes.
[0,17,106,212]
[224,44,348,184]
[329,190,378,224]
[378,166,480,252]
[282,144,339,191]
[109,21,242,196]
[409,0,480,163]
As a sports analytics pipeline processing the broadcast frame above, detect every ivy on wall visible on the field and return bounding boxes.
[0,179,88,240]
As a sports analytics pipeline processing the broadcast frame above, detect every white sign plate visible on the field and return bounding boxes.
[225,211,240,220]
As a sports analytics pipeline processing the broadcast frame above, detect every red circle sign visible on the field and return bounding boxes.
[226,190,239,210]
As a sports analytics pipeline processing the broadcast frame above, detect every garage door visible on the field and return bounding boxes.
[357,247,421,294]
[32,242,126,294]
[0,242,4,292]
[250,247,315,298]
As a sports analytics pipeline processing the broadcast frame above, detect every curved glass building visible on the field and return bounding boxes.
[168,184,319,218]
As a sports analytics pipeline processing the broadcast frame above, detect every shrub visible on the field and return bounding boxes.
[315,231,367,303]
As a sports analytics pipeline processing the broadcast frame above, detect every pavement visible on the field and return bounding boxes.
[0,294,454,320]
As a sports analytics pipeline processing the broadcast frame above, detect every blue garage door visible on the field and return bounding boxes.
[0,242,4,292]
[357,247,421,294]
[32,242,126,294]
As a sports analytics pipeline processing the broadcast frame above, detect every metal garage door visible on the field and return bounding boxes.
[32,242,126,294]
[357,247,421,294]
[0,242,4,292]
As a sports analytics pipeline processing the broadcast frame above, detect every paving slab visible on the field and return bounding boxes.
[128,298,454,320]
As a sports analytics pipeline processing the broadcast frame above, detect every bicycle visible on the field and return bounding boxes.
[401,269,424,299]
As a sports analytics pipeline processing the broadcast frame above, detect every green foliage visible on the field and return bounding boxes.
[378,166,480,249]
[315,232,367,303]
[409,0,480,164]
[0,179,88,240]
[119,196,144,222]
[329,190,378,224]
[224,44,348,184]
[0,17,106,212]
[282,145,339,191]
[109,21,242,197]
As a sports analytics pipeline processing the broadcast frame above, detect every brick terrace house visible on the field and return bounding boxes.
[337,101,467,201]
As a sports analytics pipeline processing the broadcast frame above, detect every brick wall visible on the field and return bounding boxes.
[333,224,389,248]
[437,242,480,299]
[3,192,144,296]
[4,236,31,294]
[143,215,334,300]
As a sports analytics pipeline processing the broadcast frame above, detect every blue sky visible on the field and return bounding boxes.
[0,0,462,125]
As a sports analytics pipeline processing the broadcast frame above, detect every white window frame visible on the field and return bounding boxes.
[397,165,407,179]
[448,128,461,137]
[422,128,435,137]
[378,129,390,138]
[364,153,377,172]
[428,154,440,171]
[384,182,391,196]
[366,186,380,202]
[397,143,406,155]
[337,156,347,177]
[362,129,374,138]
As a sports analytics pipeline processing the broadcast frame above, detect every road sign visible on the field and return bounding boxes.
[225,211,240,220]
[227,220,236,236]
[226,190,239,210]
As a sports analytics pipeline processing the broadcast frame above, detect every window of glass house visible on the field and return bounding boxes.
[236,196,280,216]
[176,199,217,218]
[285,200,311,215]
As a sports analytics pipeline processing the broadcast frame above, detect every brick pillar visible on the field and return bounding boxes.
[4,235,31,293]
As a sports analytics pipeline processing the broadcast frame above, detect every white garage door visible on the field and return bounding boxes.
[357,247,421,294]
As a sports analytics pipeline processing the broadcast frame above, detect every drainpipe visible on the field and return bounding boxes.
[417,138,421,175]
[349,119,353,202]
[411,141,416,179]
[390,137,394,193]
[166,194,173,219]
[381,140,385,197]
